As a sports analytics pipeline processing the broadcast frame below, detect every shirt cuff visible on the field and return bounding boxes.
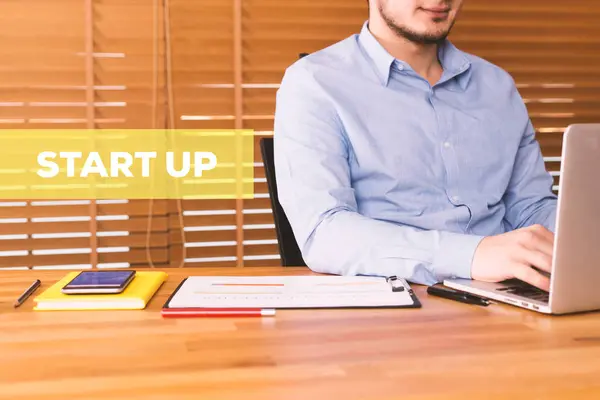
[547,208,557,233]
[433,232,485,280]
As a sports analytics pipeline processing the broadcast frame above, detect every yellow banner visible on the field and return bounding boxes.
[0,129,255,199]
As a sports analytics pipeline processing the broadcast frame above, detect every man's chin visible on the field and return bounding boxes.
[409,32,450,45]
[417,26,451,40]
[381,10,454,45]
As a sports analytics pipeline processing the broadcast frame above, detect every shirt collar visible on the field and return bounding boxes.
[437,40,472,91]
[358,21,472,90]
[358,21,395,86]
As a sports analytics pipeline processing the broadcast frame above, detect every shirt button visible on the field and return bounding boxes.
[397,64,405,71]
[443,142,451,148]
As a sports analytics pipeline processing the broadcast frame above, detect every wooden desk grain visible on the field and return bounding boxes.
[1,268,600,400]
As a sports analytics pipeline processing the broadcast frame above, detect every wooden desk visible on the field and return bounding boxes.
[1,268,600,400]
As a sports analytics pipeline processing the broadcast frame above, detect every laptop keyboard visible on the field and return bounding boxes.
[495,279,550,303]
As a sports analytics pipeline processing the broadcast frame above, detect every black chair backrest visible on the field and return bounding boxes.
[260,137,307,267]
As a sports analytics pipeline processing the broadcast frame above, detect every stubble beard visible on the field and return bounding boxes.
[378,4,456,45]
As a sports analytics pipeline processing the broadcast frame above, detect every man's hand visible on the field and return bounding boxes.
[471,224,555,291]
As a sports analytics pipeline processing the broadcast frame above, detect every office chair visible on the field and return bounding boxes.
[260,137,307,267]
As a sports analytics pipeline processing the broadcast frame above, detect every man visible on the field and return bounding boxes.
[273,0,557,290]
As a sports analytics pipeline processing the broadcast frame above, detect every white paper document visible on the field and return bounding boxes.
[167,276,419,309]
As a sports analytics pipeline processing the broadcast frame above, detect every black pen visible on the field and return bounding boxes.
[14,279,41,308]
[427,285,490,307]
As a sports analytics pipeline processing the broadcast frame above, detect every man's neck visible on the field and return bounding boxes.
[368,19,443,86]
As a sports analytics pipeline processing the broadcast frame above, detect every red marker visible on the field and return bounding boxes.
[161,308,276,318]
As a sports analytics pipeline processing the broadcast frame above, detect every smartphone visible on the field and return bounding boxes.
[61,270,136,294]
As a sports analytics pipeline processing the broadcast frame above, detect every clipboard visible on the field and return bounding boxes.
[162,275,421,310]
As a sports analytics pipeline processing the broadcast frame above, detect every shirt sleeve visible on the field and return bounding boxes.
[502,84,558,232]
[273,63,484,286]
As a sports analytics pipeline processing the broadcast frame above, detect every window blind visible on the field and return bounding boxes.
[0,0,598,269]
[449,0,600,192]
[0,0,170,269]
[240,0,600,198]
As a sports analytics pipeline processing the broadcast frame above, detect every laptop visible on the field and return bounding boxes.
[444,124,600,315]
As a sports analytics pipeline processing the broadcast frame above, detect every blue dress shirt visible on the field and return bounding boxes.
[273,22,557,285]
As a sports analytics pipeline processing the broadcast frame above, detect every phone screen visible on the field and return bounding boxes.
[66,271,135,288]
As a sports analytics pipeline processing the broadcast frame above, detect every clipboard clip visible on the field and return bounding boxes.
[386,276,406,292]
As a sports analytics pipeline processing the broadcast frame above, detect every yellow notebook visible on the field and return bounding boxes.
[33,271,168,311]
